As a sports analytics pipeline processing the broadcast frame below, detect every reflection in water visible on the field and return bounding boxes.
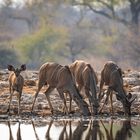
[8,121,13,140]
[45,120,53,140]
[0,119,139,140]
[100,120,114,140]
[115,120,135,140]
[32,121,40,140]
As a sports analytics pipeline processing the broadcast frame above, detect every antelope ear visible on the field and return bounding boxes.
[130,94,137,104]
[20,64,26,71]
[127,93,132,100]
[7,65,15,71]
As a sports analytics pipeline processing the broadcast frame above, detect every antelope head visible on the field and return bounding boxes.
[116,93,137,116]
[8,64,26,77]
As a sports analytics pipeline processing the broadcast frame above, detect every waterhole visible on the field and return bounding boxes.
[0,118,140,140]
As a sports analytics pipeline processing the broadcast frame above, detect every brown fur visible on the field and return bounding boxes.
[31,62,90,116]
[69,60,99,115]
[98,61,136,115]
[7,64,26,115]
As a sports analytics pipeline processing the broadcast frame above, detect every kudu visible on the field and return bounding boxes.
[98,61,136,115]
[31,62,90,116]
[69,60,99,115]
[7,64,26,115]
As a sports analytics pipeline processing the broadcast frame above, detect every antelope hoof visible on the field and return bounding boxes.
[7,109,11,115]
[51,110,54,114]
[7,108,9,112]
[93,110,98,116]
[31,109,35,115]
[98,109,102,114]
[31,107,34,113]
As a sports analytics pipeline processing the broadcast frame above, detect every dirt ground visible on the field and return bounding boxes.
[0,69,140,120]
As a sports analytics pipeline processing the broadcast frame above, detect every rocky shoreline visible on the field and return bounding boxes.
[0,69,140,119]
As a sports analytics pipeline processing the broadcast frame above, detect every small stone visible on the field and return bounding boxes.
[24,80,36,86]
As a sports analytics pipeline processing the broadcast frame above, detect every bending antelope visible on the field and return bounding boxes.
[69,60,99,115]
[98,61,136,115]
[7,64,26,115]
[31,62,90,116]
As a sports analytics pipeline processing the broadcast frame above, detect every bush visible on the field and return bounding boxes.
[0,48,20,69]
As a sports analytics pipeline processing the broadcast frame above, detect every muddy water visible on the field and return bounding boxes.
[0,118,140,140]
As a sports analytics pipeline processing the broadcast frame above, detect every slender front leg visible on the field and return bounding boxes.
[58,89,69,115]
[84,87,92,112]
[18,92,22,115]
[99,88,111,114]
[7,89,14,114]
[68,87,90,116]
[63,92,72,114]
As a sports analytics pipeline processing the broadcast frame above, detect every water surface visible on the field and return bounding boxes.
[0,118,140,140]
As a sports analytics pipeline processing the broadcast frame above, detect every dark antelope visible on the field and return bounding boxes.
[98,61,136,115]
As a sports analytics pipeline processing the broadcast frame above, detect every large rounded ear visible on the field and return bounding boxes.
[7,65,15,71]
[130,94,137,104]
[20,64,26,71]
[127,93,132,100]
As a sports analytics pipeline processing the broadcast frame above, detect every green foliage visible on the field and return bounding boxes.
[13,19,68,68]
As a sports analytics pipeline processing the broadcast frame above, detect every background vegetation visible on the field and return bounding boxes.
[0,0,140,70]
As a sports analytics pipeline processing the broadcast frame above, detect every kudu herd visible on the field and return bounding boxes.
[31,62,90,116]
[6,60,137,116]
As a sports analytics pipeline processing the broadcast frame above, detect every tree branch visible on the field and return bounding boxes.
[73,1,113,19]
[73,1,130,26]
[98,0,113,11]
